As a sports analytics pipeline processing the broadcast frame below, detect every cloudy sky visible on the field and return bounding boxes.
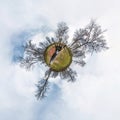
[0,0,120,120]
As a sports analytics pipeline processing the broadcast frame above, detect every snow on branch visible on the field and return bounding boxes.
[55,22,69,43]
[70,20,108,54]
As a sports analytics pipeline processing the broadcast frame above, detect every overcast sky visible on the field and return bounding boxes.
[0,0,120,120]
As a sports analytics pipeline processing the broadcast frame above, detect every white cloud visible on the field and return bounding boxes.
[0,0,120,120]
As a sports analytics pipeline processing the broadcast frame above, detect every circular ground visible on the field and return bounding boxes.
[44,42,72,72]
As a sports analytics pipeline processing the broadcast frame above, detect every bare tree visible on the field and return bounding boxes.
[35,68,52,99]
[70,20,108,66]
[55,22,69,43]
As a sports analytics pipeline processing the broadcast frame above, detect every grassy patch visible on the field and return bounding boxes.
[44,43,72,72]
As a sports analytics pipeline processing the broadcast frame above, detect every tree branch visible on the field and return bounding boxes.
[35,69,52,99]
